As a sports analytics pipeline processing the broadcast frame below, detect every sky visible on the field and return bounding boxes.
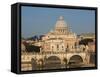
[21,6,95,38]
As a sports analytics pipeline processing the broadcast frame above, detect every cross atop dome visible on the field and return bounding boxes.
[59,16,64,20]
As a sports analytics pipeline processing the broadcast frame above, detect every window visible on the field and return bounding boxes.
[57,44,59,50]
[57,45,59,48]
[67,45,69,48]
[62,46,64,50]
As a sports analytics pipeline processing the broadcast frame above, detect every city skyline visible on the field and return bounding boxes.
[21,6,95,38]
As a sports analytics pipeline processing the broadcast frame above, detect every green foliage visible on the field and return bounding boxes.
[79,39,93,45]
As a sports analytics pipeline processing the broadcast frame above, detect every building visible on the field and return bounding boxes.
[79,33,95,40]
[42,16,78,52]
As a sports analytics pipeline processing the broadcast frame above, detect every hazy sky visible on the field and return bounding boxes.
[21,6,95,38]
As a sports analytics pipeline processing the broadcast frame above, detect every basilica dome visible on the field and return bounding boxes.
[55,16,68,28]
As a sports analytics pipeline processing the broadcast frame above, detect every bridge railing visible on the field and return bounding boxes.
[21,50,88,56]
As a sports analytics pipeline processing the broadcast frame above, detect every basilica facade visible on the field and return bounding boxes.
[41,16,78,52]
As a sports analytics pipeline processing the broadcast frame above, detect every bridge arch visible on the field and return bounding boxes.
[44,56,61,69]
[68,55,83,67]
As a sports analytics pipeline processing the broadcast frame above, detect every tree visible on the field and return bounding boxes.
[26,35,39,41]
[79,39,93,45]
[25,44,40,52]
[39,35,45,40]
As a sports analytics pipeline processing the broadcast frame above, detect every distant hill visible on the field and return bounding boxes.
[26,35,45,40]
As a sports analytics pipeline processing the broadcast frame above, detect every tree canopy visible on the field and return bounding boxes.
[79,39,93,45]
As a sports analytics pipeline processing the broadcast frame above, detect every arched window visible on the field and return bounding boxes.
[74,42,77,47]
[52,46,54,51]
[57,44,59,50]
[62,46,64,50]
[52,46,54,49]
[57,44,59,48]
[67,45,69,48]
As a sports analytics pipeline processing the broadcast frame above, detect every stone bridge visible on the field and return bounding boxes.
[21,51,90,65]
[21,51,93,71]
